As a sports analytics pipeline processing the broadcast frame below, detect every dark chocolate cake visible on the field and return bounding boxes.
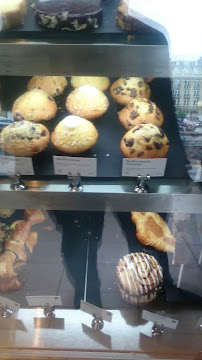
[34,0,103,31]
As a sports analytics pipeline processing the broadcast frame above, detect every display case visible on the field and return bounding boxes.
[0,1,202,359]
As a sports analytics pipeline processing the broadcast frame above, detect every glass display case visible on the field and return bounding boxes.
[0,1,202,359]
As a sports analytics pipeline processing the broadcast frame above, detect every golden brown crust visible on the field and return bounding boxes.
[120,123,169,158]
[66,85,109,119]
[12,89,57,122]
[0,210,44,292]
[0,0,27,30]
[110,77,151,105]
[131,212,176,252]
[0,121,50,157]
[27,76,67,97]
[118,98,164,130]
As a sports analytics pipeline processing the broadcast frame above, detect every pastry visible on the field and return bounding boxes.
[27,76,67,97]
[119,98,164,130]
[71,76,110,91]
[51,115,98,154]
[0,120,50,157]
[116,0,155,33]
[0,0,26,30]
[131,212,176,253]
[66,85,109,119]
[110,77,151,105]
[0,209,15,218]
[120,123,169,158]
[34,0,103,31]
[0,210,45,292]
[12,89,57,122]
[116,252,163,305]
[144,78,155,83]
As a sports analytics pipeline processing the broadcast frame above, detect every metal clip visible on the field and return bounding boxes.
[152,322,164,336]
[68,173,83,192]
[43,303,55,318]
[91,314,104,331]
[10,173,27,191]
[134,174,150,193]
[0,304,13,318]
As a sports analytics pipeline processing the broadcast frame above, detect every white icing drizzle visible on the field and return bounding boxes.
[120,258,132,294]
[116,265,126,291]
[142,254,153,291]
[150,254,163,288]
[63,115,82,129]
[131,253,144,294]
[78,85,99,95]
[123,255,139,294]
[136,253,149,292]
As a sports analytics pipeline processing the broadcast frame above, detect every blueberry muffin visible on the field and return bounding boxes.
[0,209,15,218]
[51,115,98,154]
[71,76,110,91]
[66,85,109,119]
[110,77,151,105]
[120,123,169,158]
[0,121,50,156]
[119,98,164,130]
[12,89,57,122]
[116,252,163,305]
[27,76,67,97]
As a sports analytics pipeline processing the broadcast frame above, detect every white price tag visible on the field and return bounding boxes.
[0,155,34,175]
[0,296,20,312]
[26,296,62,307]
[80,300,112,323]
[142,310,178,329]
[122,158,167,177]
[53,156,97,177]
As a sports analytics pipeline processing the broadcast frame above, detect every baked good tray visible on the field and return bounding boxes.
[0,76,189,179]
[0,0,166,45]
[0,210,201,308]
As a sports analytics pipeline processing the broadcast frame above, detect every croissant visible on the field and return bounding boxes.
[131,212,176,253]
[0,210,45,292]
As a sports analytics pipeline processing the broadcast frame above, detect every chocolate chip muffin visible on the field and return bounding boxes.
[27,76,67,97]
[66,85,109,119]
[119,98,164,130]
[34,0,103,31]
[12,89,57,122]
[51,115,98,154]
[116,252,163,305]
[120,123,169,158]
[0,121,50,156]
[71,76,110,91]
[110,77,151,105]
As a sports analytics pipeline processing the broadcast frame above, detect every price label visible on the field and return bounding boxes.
[53,156,97,177]
[0,155,34,175]
[122,158,167,177]
[80,300,112,323]
[142,310,178,329]
[0,296,20,312]
[26,296,62,307]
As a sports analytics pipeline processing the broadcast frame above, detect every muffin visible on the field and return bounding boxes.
[66,85,109,119]
[51,115,98,154]
[0,120,50,156]
[27,76,67,97]
[116,252,163,305]
[119,98,164,130]
[0,0,26,30]
[120,123,169,158]
[0,209,15,218]
[12,89,57,122]
[71,76,110,91]
[110,77,151,105]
